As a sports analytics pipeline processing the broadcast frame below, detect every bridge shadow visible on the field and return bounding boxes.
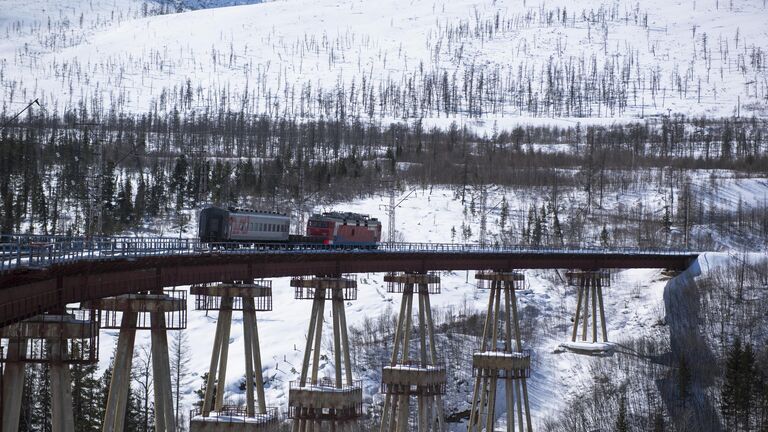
[658,258,723,432]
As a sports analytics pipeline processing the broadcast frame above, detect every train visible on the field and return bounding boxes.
[199,206,382,246]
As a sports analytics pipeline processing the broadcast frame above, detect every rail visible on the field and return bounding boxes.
[0,233,699,274]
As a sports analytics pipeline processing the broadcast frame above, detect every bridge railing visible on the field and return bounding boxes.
[0,233,696,274]
[0,235,195,271]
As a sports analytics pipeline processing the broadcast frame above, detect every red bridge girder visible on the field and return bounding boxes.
[0,251,698,327]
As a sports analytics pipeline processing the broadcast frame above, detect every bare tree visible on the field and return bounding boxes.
[170,330,192,431]
[132,344,154,432]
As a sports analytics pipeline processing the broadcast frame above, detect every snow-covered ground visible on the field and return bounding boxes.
[85,185,760,428]
[3,0,761,424]
[1,0,767,127]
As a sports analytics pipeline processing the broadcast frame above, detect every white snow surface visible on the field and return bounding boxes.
[12,0,761,421]
[2,0,767,129]
[83,186,761,428]
[558,341,616,353]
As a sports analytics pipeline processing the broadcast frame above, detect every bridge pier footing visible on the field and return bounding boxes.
[0,311,98,432]
[49,339,76,432]
[189,281,279,431]
[380,272,446,432]
[288,276,362,432]
[1,340,26,432]
[86,291,186,432]
[566,270,610,345]
[468,271,532,432]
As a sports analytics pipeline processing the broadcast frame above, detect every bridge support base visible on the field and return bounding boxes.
[1,312,98,432]
[566,270,610,344]
[50,342,76,432]
[468,271,532,432]
[1,340,26,432]
[0,343,74,432]
[380,273,446,432]
[190,412,279,432]
[190,282,278,430]
[288,277,362,432]
[87,293,186,432]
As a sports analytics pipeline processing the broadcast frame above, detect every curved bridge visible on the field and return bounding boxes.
[0,235,699,327]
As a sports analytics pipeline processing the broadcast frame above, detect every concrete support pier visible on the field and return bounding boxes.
[468,271,533,432]
[379,272,446,432]
[87,291,186,432]
[0,311,98,432]
[566,270,610,344]
[288,276,362,432]
[189,281,279,432]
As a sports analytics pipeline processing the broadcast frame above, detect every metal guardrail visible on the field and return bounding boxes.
[189,406,279,424]
[0,233,698,274]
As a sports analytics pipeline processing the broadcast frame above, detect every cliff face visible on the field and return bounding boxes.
[661,253,768,432]
[662,257,724,431]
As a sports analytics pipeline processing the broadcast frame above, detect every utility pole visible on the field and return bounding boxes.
[1,99,45,236]
[296,160,306,235]
[684,181,691,249]
[379,179,416,243]
[282,163,316,236]
[379,179,397,243]
[189,149,208,204]
[479,185,487,247]
[0,99,40,131]
[478,190,507,249]
[388,185,396,243]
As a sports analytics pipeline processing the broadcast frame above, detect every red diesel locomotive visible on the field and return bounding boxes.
[306,211,382,245]
[199,206,382,246]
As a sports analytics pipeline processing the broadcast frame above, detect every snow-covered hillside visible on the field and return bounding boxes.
[163,0,264,10]
[2,0,763,427]
[2,0,767,127]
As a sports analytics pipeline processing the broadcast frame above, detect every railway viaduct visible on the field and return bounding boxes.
[0,237,699,432]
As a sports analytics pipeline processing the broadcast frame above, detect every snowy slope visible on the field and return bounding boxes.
[2,0,767,126]
[9,0,761,424]
[162,0,265,10]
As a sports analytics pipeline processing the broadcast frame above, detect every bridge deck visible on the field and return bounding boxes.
[0,236,699,327]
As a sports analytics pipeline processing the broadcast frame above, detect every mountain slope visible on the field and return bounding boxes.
[1,0,766,126]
